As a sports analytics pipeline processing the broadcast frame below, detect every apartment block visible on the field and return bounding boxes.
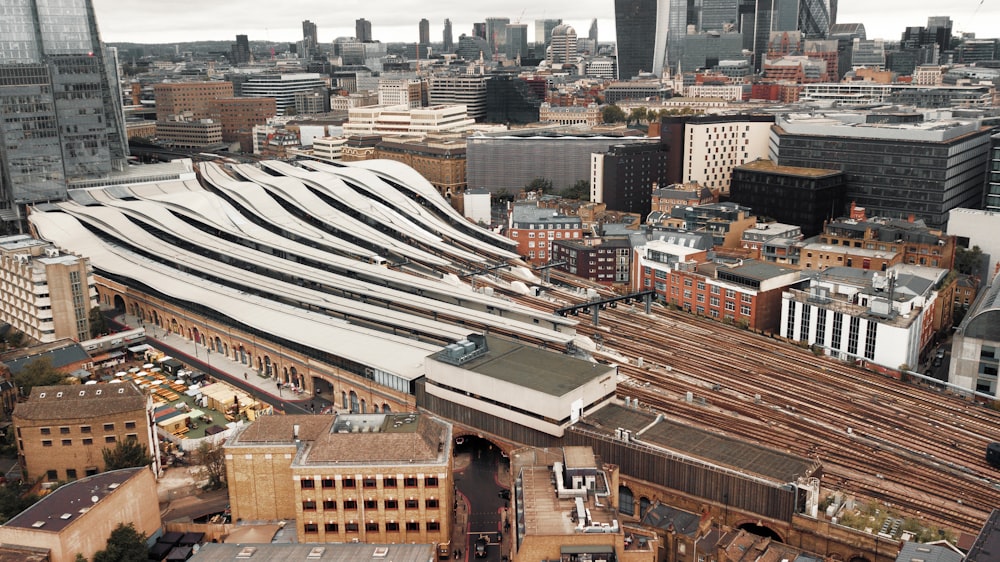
[509,203,584,265]
[154,119,223,148]
[224,412,453,546]
[209,97,278,142]
[12,382,159,482]
[429,75,487,121]
[153,81,234,121]
[0,235,96,344]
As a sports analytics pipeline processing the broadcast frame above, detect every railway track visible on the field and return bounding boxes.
[500,278,1000,536]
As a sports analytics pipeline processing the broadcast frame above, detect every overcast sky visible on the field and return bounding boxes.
[91,0,998,45]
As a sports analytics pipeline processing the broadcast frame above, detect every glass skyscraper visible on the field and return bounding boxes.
[0,0,127,227]
[614,0,669,78]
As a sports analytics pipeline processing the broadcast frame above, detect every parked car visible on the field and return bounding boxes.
[474,537,488,558]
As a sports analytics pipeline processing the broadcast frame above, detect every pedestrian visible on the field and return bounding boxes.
[244,372,248,380]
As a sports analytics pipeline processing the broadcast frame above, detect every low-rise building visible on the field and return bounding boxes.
[539,103,602,126]
[12,382,160,482]
[649,183,717,213]
[949,270,1000,397]
[224,412,453,547]
[552,238,633,286]
[508,202,583,265]
[209,97,277,143]
[0,235,96,344]
[646,203,756,249]
[740,223,803,264]
[0,468,160,562]
[343,104,474,137]
[154,118,223,148]
[819,208,957,271]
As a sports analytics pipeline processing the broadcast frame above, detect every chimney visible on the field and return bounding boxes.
[293,424,300,440]
[907,214,915,223]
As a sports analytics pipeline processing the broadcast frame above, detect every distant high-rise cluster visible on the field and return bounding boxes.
[615,0,836,78]
[302,20,318,59]
[231,34,251,64]
[0,0,128,228]
[356,18,373,42]
[443,19,454,52]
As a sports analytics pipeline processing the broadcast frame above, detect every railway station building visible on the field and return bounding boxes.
[949,270,1000,397]
[224,412,453,547]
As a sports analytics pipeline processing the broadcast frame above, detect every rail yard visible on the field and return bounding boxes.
[509,272,1000,538]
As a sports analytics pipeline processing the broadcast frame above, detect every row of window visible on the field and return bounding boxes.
[301,476,438,490]
[37,421,135,435]
[303,521,439,534]
[303,498,439,511]
[40,434,137,447]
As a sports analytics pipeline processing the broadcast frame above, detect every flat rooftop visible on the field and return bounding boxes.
[442,337,610,397]
[737,158,843,178]
[189,543,437,562]
[5,468,144,532]
[578,404,819,484]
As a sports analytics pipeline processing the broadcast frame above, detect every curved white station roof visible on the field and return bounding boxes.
[30,209,438,381]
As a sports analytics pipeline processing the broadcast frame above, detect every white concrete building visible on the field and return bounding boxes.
[949,270,1000,397]
[682,118,771,193]
[343,104,475,137]
[428,75,487,121]
[780,265,948,370]
[240,73,327,116]
[684,84,745,101]
[311,137,348,162]
[463,188,491,225]
[947,208,1000,278]
[378,78,425,108]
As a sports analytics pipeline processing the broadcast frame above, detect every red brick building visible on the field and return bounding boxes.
[153,81,234,121]
[508,203,583,265]
[209,97,278,143]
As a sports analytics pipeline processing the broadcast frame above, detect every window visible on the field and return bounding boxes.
[321,477,334,488]
[726,289,735,299]
[366,522,379,531]
[125,421,136,429]
[42,440,52,447]
[816,308,827,347]
[385,499,399,509]
[301,478,315,489]
[324,522,339,532]
[725,301,735,311]
[82,438,93,445]
[425,476,438,487]
[405,498,419,509]
[40,428,51,435]
[304,523,319,534]
[62,439,72,446]
[427,521,441,531]
[344,500,358,509]
[303,500,317,511]
[47,470,57,480]
[741,305,751,316]
[60,427,70,434]
[426,498,439,508]
[406,522,420,531]
[105,436,116,444]
[343,478,356,488]
[345,522,359,532]
[364,499,377,509]
[363,477,377,488]
[323,500,336,510]
[386,521,400,531]
[66,469,77,480]
[126,433,138,441]
[742,294,752,303]
[80,425,91,433]
[404,476,418,487]
[103,423,114,431]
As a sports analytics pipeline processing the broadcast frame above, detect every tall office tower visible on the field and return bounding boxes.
[702,0,741,32]
[356,18,373,42]
[828,0,837,25]
[614,0,669,79]
[302,20,318,58]
[0,0,129,228]
[485,18,510,57]
[746,0,799,71]
[535,19,563,49]
[419,19,430,45]
[798,0,830,38]
[548,25,578,64]
[443,19,454,52]
[588,18,599,41]
[231,34,251,64]
[505,24,529,61]
[829,22,866,78]
[473,22,487,40]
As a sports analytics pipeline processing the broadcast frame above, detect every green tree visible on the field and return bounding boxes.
[560,179,590,200]
[93,523,148,562]
[14,357,66,396]
[101,440,153,471]
[0,484,39,524]
[601,104,626,123]
[627,107,648,125]
[524,177,553,194]
[954,245,983,276]
[196,440,227,490]
[89,306,108,338]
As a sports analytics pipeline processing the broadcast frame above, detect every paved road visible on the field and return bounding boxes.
[455,444,506,561]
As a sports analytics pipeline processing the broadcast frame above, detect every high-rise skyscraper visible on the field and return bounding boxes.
[419,18,430,46]
[798,0,831,38]
[485,17,510,58]
[535,19,563,49]
[588,18,599,41]
[0,0,128,228]
[614,0,669,78]
[548,25,578,64]
[231,34,251,64]
[302,20,318,58]
[443,19,454,52]
[473,22,487,40]
[505,24,529,61]
[356,18,373,42]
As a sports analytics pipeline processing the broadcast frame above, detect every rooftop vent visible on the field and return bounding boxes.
[108,482,120,490]
[306,547,326,559]
[60,513,72,520]
[373,547,389,558]
[31,521,45,528]
[236,546,257,559]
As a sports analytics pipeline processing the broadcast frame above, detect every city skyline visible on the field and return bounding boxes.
[91,0,998,45]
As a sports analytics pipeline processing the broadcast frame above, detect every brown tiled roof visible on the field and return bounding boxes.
[305,415,447,464]
[12,383,145,421]
[233,415,329,444]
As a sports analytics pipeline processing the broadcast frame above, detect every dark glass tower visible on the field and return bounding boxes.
[614,0,662,79]
[0,0,128,227]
